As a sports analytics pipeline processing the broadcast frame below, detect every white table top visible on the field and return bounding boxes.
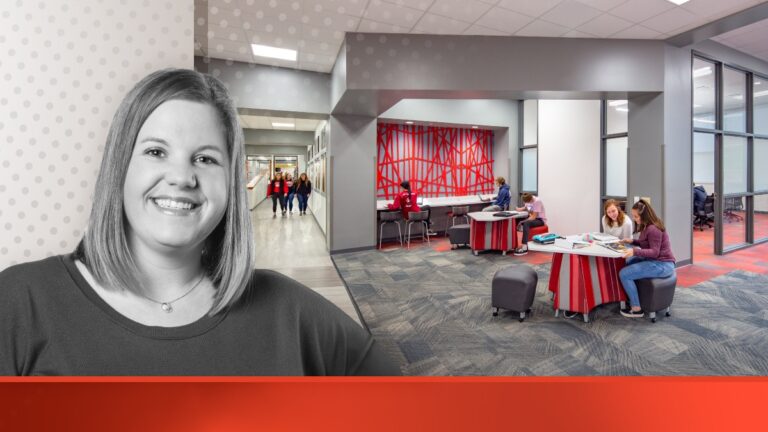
[376,195,495,211]
[467,211,529,222]
[527,241,624,258]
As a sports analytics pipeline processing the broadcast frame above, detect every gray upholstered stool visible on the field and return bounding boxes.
[445,205,470,234]
[637,274,677,323]
[447,223,470,249]
[378,211,403,249]
[491,265,538,322]
[406,210,430,249]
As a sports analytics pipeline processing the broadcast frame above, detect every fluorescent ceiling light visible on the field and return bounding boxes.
[694,118,715,124]
[615,107,629,112]
[731,94,743,100]
[755,90,768,97]
[471,126,479,129]
[608,100,628,107]
[405,121,414,124]
[693,104,702,108]
[271,122,295,128]
[251,44,297,61]
[666,0,690,5]
[755,81,762,85]
[693,67,712,78]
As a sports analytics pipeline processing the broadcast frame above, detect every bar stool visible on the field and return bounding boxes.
[378,211,403,249]
[406,210,430,249]
[445,205,470,235]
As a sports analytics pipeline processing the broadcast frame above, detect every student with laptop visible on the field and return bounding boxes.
[513,193,547,256]
[483,177,511,212]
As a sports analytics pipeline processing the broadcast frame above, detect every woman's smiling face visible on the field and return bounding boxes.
[123,99,229,254]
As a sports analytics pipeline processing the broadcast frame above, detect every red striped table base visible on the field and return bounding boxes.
[548,252,627,319]
[469,218,518,255]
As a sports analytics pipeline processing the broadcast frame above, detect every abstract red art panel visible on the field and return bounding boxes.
[377,123,495,200]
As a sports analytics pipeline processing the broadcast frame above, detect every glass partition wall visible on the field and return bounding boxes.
[693,54,768,255]
[601,99,629,215]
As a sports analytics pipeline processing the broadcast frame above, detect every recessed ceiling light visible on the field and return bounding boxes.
[755,81,762,85]
[666,0,690,5]
[471,126,479,129]
[405,121,414,125]
[731,94,744,100]
[694,117,715,124]
[693,67,712,78]
[272,122,295,128]
[251,44,297,61]
[693,104,702,108]
[615,107,629,112]
[609,100,628,107]
[755,90,768,97]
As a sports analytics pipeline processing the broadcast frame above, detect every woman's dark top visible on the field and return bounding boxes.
[0,254,400,376]
[295,180,312,195]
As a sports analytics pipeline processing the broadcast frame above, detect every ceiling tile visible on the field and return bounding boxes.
[381,0,437,11]
[321,0,370,17]
[577,13,633,37]
[363,0,424,28]
[608,0,675,23]
[641,6,698,34]
[297,61,334,73]
[413,13,472,34]
[539,1,603,28]
[357,18,412,33]
[496,0,563,18]
[514,19,570,37]
[576,0,630,11]
[301,24,347,42]
[298,51,337,64]
[475,6,534,33]
[681,0,755,20]
[463,24,510,35]
[609,24,662,38]
[428,0,495,23]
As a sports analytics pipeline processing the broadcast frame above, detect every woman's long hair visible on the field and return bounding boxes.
[603,199,626,228]
[632,199,665,233]
[77,68,254,315]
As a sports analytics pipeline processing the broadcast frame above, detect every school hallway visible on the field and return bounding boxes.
[250,198,362,326]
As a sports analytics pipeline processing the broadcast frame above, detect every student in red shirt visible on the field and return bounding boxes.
[387,180,435,234]
[266,172,289,216]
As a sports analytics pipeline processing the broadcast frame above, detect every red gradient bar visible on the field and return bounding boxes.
[1,377,765,431]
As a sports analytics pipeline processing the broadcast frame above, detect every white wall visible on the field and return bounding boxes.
[538,100,601,235]
[0,0,193,269]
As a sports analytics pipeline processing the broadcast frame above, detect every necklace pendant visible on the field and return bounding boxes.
[161,303,173,313]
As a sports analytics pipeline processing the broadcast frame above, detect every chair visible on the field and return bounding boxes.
[447,224,470,249]
[406,210,430,249]
[693,194,714,231]
[445,206,470,235]
[637,274,676,323]
[724,196,744,222]
[520,223,549,242]
[492,265,538,322]
[378,211,403,249]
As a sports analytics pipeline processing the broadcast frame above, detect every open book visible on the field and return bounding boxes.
[597,241,627,253]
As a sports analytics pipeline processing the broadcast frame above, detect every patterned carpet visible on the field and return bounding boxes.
[332,246,768,376]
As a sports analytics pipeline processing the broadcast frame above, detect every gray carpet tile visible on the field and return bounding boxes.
[333,248,768,376]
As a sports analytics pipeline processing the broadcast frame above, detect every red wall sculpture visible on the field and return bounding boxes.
[377,123,495,200]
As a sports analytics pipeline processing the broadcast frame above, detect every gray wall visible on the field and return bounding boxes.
[195,57,331,115]
[343,33,666,93]
[243,129,314,147]
[328,115,377,253]
[663,44,694,265]
[245,145,304,156]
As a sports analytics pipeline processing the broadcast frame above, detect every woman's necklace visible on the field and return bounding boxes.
[138,272,206,313]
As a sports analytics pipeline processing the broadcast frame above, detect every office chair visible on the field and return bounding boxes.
[724,196,745,222]
[693,194,715,231]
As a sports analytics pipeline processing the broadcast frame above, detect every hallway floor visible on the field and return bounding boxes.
[251,198,361,326]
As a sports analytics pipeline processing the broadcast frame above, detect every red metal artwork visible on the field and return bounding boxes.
[377,123,495,199]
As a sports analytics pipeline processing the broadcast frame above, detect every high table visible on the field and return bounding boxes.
[528,241,627,323]
[467,211,529,256]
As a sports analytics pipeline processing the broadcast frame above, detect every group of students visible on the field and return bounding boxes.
[482,177,547,257]
[389,177,676,320]
[267,171,312,216]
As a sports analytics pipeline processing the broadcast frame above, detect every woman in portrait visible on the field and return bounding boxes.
[0,69,398,376]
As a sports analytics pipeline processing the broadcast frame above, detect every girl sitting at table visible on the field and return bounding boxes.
[618,199,676,318]
[387,180,435,234]
[601,199,633,239]
[513,193,547,256]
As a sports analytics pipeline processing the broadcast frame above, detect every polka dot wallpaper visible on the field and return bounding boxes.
[0,0,193,269]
